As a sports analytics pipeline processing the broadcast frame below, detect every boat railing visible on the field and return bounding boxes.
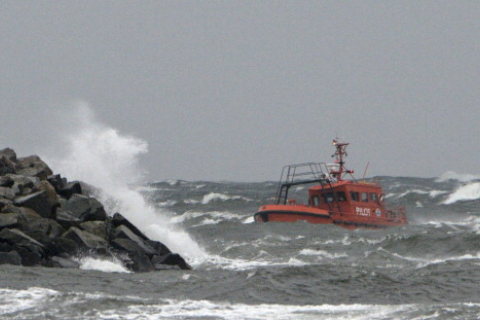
[385,204,407,221]
[275,162,330,205]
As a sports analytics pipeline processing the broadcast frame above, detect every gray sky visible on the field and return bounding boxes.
[1,1,480,182]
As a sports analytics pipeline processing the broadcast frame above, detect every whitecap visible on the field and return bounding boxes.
[76,256,131,273]
[201,192,251,204]
[436,171,480,183]
[442,182,480,204]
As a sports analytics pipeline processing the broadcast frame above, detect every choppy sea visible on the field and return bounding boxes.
[2,171,480,319]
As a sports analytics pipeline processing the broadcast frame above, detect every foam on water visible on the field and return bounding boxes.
[44,103,208,263]
[299,249,348,259]
[76,256,131,273]
[201,192,251,204]
[170,211,248,228]
[1,287,479,320]
[443,181,480,204]
[0,287,59,315]
[436,171,480,183]
[384,249,480,269]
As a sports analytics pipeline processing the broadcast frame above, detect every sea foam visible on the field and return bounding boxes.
[443,182,480,204]
[43,102,208,263]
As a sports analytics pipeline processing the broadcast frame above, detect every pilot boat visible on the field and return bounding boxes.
[254,140,407,229]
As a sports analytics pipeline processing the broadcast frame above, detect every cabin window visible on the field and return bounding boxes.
[323,192,335,203]
[350,191,359,202]
[362,192,368,202]
[370,193,377,202]
[336,192,347,202]
[312,195,320,206]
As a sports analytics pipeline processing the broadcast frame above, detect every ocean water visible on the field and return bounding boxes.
[2,106,480,319]
[2,174,480,320]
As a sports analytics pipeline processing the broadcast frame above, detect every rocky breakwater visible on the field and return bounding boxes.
[0,148,191,272]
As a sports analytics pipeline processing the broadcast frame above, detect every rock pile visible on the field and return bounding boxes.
[0,148,191,272]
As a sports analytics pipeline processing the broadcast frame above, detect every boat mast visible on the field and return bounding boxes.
[330,140,353,181]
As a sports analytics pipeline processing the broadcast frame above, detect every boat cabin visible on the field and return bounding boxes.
[308,181,386,218]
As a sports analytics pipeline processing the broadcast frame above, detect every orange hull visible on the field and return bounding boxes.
[254,204,332,224]
[254,204,407,229]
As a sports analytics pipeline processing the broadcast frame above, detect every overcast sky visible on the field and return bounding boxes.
[1,1,480,182]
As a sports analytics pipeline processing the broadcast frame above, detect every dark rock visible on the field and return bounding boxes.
[0,251,22,265]
[16,155,53,180]
[0,228,45,266]
[0,148,17,162]
[58,181,82,199]
[62,194,106,222]
[0,213,27,230]
[5,174,38,195]
[114,225,157,255]
[0,242,14,252]
[17,207,43,221]
[44,238,79,256]
[112,238,145,253]
[85,197,107,221]
[27,218,64,239]
[127,251,154,272]
[62,227,108,250]
[0,199,12,213]
[14,191,52,218]
[47,174,67,193]
[0,187,15,200]
[0,156,16,176]
[111,212,148,241]
[0,228,44,249]
[80,221,107,240]
[55,208,82,229]
[47,256,80,269]
[35,180,59,213]
[0,175,14,188]
[152,253,192,270]
[16,246,45,266]
[61,194,90,218]
[146,240,172,256]
[25,229,50,246]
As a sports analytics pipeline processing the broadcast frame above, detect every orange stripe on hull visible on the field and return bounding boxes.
[254,205,407,229]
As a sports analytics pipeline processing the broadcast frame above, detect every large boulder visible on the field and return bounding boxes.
[114,225,157,256]
[14,191,52,218]
[55,208,82,229]
[0,228,44,248]
[27,218,65,239]
[62,227,108,250]
[0,251,22,265]
[44,237,79,257]
[126,251,154,272]
[5,174,38,196]
[62,194,107,222]
[15,155,53,180]
[0,228,45,266]
[152,253,192,270]
[0,149,17,176]
[0,148,17,162]
[59,181,83,200]
[80,221,108,240]
[0,213,27,230]
[0,175,14,188]
[0,187,15,200]
[111,212,148,241]
[35,180,59,212]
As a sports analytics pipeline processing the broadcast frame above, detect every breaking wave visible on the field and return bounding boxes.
[443,182,480,205]
[43,102,208,263]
